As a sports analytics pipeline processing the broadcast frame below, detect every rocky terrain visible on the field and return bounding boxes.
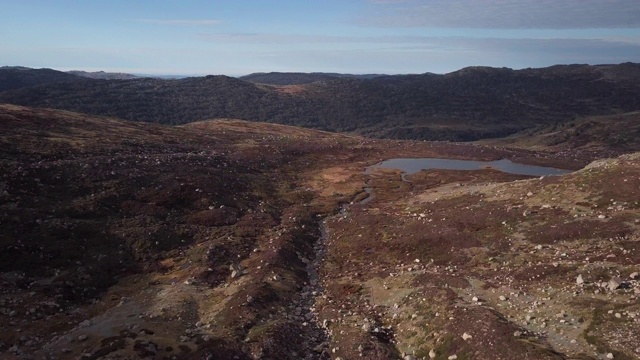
[1,103,639,360]
[1,63,639,141]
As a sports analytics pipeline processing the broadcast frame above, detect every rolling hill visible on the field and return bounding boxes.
[479,111,640,158]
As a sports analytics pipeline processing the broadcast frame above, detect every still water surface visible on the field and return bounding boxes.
[366,158,572,177]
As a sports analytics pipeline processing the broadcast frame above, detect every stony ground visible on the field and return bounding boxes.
[1,104,638,359]
[314,154,640,360]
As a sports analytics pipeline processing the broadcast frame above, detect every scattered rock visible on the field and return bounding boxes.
[230,264,244,278]
[576,274,584,285]
[630,272,638,280]
[606,353,614,359]
[462,332,472,340]
[429,349,436,359]
[448,355,458,360]
[78,335,88,341]
[499,295,508,301]
[404,355,416,360]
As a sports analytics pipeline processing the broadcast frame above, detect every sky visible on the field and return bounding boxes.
[1,0,639,76]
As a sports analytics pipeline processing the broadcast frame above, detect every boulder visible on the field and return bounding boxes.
[608,277,622,291]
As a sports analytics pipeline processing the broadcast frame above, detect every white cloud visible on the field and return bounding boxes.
[193,32,640,71]
[133,19,222,26]
[364,0,640,29]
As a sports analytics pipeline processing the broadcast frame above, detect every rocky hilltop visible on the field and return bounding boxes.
[1,104,639,359]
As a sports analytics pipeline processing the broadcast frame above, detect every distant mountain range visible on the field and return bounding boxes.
[239,72,385,85]
[66,70,139,80]
[1,63,639,141]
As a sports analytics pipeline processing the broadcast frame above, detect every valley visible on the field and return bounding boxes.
[1,103,639,360]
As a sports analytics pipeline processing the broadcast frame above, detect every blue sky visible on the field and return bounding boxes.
[1,0,639,75]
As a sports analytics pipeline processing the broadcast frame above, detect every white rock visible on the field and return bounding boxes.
[608,276,622,291]
[462,332,472,340]
[630,272,638,280]
[429,349,437,359]
[448,355,458,360]
[576,274,584,285]
[499,295,508,301]
[606,353,614,359]
[79,320,91,328]
[404,356,416,360]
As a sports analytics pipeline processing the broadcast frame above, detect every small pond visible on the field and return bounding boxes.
[366,158,572,177]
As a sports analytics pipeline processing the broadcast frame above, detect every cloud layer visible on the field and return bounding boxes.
[366,0,640,29]
[133,19,222,26]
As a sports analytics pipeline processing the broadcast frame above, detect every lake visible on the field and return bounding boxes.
[366,158,572,177]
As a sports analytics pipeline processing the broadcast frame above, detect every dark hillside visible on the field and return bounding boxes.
[0,66,85,92]
[239,72,339,85]
[1,63,639,141]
